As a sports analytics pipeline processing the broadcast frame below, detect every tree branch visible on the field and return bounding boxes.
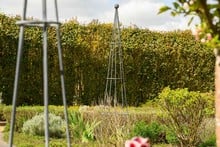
[199,0,218,35]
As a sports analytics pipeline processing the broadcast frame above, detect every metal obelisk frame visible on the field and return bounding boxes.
[9,0,71,147]
[104,4,127,107]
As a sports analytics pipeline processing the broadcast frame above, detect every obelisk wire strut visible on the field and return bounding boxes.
[54,0,71,146]
[9,0,27,146]
[115,4,127,107]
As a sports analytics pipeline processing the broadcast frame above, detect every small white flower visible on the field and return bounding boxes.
[213,16,219,25]
[189,0,194,5]
[183,2,189,11]
[201,38,206,43]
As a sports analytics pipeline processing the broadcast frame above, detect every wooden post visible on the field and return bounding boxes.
[215,48,220,147]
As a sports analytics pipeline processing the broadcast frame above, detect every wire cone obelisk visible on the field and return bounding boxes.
[104,4,127,107]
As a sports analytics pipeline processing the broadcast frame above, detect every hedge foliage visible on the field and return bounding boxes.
[0,13,214,106]
[3,105,78,132]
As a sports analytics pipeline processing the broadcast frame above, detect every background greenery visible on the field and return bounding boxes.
[0,13,214,106]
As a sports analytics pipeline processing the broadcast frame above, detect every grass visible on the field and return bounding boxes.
[3,132,125,147]
[3,132,173,147]
[4,132,50,147]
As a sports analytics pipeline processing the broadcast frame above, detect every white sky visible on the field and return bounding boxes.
[0,0,198,31]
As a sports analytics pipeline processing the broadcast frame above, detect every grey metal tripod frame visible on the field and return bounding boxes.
[8,0,71,147]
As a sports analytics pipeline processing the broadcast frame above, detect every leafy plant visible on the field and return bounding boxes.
[0,103,6,121]
[198,118,216,147]
[158,87,214,146]
[199,135,216,147]
[158,0,220,49]
[68,112,100,143]
[22,113,66,138]
[165,128,178,144]
[131,121,166,143]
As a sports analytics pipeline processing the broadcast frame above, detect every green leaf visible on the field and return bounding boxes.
[187,16,194,26]
[158,6,171,14]
[171,11,177,16]
[173,2,180,9]
[207,4,219,9]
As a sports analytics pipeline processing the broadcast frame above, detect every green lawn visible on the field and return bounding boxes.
[3,132,172,147]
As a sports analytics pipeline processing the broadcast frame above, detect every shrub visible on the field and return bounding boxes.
[131,121,166,143]
[68,112,100,143]
[158,87,214,146]
[199,135,216,147]
[3,105,78,132]
[22,113,66,138]
[198,118,216,147]
[78,105,162,143]
[3,106,44,132]
[165,128,179,144]
[0,92,5,121]
[79,106,131,143]
[0,104,6,121]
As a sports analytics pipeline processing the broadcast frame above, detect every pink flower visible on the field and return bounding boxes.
[125,140,140,147]
[206,33,212,41]
[125,137,150,147]
[191,28,198,36]
[191,26,202,40]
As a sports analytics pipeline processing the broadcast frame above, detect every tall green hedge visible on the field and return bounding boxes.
[0,14,214,106]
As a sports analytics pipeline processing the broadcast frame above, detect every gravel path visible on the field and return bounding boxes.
[0,124,9,147]
[0,132,8,147]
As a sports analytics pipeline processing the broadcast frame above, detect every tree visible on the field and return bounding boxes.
[158,0,219,48]
[158,0,220,146]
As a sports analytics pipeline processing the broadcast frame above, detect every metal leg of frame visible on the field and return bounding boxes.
[42,25,49,147]
[9,1,70,146]
[56,25,71,147]
[9,25,25,147]
[9,0,27,146]
[54,1,71,146]
[42,0,49,146]
[42,11,49,147]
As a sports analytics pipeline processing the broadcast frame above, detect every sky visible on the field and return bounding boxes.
[0,0,198,31]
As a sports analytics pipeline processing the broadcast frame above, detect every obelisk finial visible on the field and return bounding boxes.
[114,4,119,9]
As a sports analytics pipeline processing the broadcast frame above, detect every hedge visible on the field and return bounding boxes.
[0,13,214,106]
[2,105,79,132]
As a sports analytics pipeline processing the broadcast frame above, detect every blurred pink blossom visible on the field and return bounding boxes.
[125,137,150,147]
[206,33,212,41]
[191,26,203,41]
[191,28,198,36]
